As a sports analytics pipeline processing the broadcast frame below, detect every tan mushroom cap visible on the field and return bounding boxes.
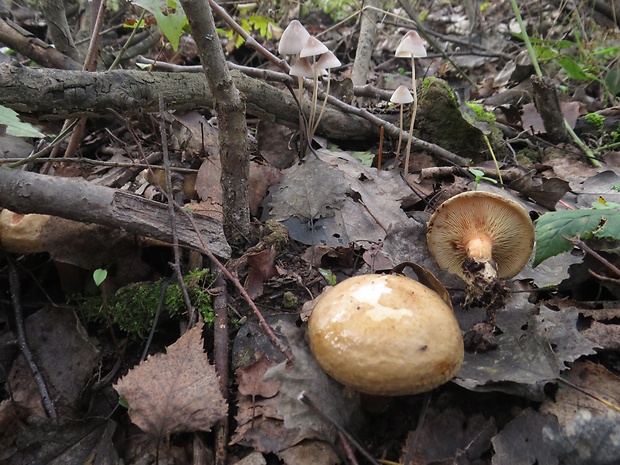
[426,191,534,279]
[308,274,464,396]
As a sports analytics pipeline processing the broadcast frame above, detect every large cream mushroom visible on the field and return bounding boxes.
[308,274,463,396]
[426,191,534,316]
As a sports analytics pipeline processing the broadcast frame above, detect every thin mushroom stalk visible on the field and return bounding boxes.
[395,31,427,173]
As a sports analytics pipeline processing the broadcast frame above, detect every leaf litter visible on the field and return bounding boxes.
[113,322,227,439]
[3,0,620,463]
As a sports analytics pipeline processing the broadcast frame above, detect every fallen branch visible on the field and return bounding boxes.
[0,168,231,258]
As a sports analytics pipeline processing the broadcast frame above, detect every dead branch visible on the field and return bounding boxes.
[0,17,80,70]
[0,64,375,141]
[0,168,231,258]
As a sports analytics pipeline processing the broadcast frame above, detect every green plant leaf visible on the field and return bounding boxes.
[533,209,620,266]
[557,56,591,81]
[0,104,46,138]
[605,67,620,96]
[131,0,187,51]
[93,268,108,287]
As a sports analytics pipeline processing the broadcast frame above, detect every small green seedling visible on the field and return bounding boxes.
[93,268,108,287]
[469,168,498,190]
[319,268,338,286]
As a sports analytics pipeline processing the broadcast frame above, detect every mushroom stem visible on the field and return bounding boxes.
[464,236,493,261]
[311,74,331,137]
[396,104,404,154]
[403,58,418,173]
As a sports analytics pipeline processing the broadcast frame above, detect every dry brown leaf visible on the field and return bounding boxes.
[114,323,227,438]
[236,353,281,398]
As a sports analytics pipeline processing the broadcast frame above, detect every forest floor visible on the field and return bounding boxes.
[1,1,620,464]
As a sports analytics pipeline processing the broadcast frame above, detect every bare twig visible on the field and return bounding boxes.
[158,94,196,325]
[212,268,229,465]
[565,236,620,278]
[299,392,380,465]
[2,248,57,418]
[177,205,294,363]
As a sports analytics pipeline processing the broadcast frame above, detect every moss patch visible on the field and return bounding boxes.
[415,78,486,154]
[80,269,214,339]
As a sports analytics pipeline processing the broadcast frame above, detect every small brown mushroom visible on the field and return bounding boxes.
[308,274,463,396]
[426,191,534,316]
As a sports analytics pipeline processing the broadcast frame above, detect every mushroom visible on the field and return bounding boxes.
[310,50,341,140]
[279,20,312,150]
[390,85,414,155]
[426,191,535,318]
[308,274,464,396]
[395,30,427,173]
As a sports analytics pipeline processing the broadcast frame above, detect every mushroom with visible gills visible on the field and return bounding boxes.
[308,274,464,396]
[395,30,427,173]
[426,191,535,321]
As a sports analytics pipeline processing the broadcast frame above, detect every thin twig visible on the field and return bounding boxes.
[2,248,57,418]
[158,94,196,326]
[299,392,381,465]
[176,205,294,363]
[565,236,620,278]
[212,268,229,465]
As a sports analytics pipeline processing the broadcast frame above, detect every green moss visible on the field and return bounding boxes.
[584,112,605,131]
[466,102,497,124]
[80,269,214,339]
[415,78,484,153]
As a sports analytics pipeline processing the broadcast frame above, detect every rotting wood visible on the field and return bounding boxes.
[0,168,231,258]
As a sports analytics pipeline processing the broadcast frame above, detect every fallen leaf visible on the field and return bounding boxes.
[245,247,279,299]
[491,408,559,465]
[114,323,227,438]
[262,148,414,247]
[236,353,281,398]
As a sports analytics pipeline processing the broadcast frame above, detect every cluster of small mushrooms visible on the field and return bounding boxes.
[307,191,534,396]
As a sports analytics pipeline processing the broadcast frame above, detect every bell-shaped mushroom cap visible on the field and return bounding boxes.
[314,50,341,70]
[300,36,329,58]
[278,20,311,55]
[390,85,414,104]
[308,274,464,396]
[395,30,427,58]
[426,191,534,279]
[289,57,314,77]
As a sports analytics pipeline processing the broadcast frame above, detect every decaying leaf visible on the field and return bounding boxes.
[262,148,414,247]
[455,293,594,399]
[491,408,560,465]
[534,305,598,368]
[236,353,280,398]
[5,416,121,465]
[8,306,99,416]
[231,317,360,456]
[113,323,227,438]
[402,407,496,464]
[540,361,620,465]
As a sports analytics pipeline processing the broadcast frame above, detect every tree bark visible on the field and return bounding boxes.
[0,17,81,70]
[0,168,231,258]
[179,0,250,246]
[351,0,380,88]
[0,64,376,141]
[531,75,570,144]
